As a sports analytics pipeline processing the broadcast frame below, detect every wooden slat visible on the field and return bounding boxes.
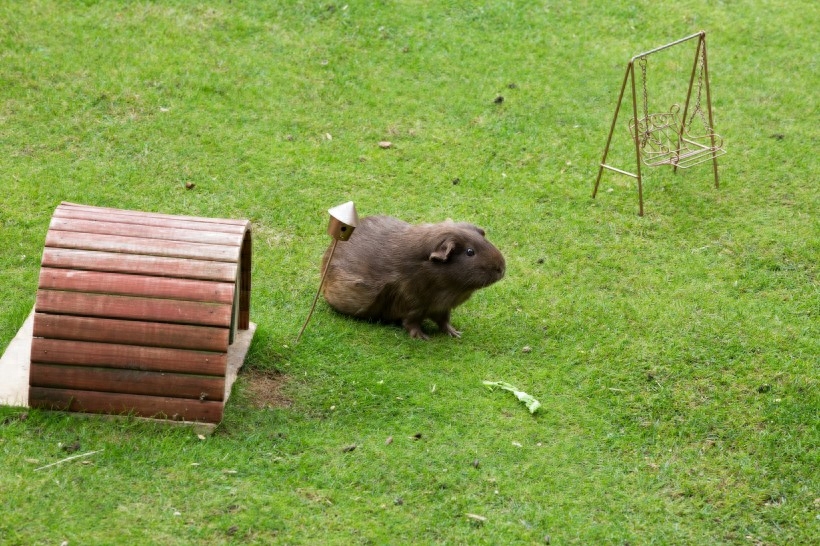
[58,201,247,222]
[59,201,250,226]
[38,268,235,304]
[45,231,240,262]
[30,363,225,401]
[29,387,224,422]
[49,218,244,247]
[33,313,230,352]
[41,248,238,282]
[35,290,233,327]
[57,202,249,231]
[31,338,226,375]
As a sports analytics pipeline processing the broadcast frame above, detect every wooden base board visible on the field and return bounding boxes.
[0,307,256,433]
[0,309,34,407]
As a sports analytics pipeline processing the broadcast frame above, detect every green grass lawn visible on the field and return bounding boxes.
[1,1,817,544]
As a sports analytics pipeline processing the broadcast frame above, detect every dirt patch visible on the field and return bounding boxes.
[242,369,292,409]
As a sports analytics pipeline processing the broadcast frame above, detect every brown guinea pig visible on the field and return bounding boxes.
[321,215,505,339]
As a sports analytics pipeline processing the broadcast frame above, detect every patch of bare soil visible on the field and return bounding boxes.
[242,369,292,409]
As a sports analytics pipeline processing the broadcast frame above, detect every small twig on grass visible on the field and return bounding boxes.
[34,449,104,472]
[466,513,487,524]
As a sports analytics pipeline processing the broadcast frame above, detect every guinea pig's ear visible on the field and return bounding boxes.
[429,238,456,262]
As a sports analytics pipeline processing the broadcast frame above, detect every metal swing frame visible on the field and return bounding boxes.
[592,31,726,216]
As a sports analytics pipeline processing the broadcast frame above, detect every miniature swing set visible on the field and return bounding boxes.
[592,31,726,215]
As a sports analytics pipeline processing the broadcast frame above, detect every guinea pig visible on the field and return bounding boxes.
[321,215,505,339]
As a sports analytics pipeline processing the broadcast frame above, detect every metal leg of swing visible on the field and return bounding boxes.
[628,62,645,216]
[592,157,608,200]
[702,36,720,189]
[676,34,703,177]
[594,61,646,216]
[637,173,644,217]
[593,63,632,200]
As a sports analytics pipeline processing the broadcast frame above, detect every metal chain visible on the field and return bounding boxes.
[639,57,649,121]
[639,57,649,145]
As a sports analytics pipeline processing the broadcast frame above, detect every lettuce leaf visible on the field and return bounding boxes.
[482,381,541,414]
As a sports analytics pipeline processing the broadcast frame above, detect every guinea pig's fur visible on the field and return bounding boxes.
[321,215,505,339]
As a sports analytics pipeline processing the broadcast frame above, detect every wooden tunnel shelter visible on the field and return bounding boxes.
[28,202,252,424]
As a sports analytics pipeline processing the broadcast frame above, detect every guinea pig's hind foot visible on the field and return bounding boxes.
[440,323,462,338]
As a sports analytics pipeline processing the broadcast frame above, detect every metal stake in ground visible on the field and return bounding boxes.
[296,201,359,343]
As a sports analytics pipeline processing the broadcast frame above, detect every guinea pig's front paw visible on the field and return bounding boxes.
[402,319,430,340]
[440,323,462,338]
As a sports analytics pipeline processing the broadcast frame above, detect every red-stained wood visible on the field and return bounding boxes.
[41,248,238,282]
[29,363,225,401]
[57,202,249,231]
[35,290,233,327]
[33,313,230,352]
[45,231,241,262]
[49,217,245,247]
[30,203,253,424]
[38,268,235,304]
[29,387,224,422]
[30,338,226,375]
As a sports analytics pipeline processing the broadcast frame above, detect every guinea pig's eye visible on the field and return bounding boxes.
[466,248,476,257]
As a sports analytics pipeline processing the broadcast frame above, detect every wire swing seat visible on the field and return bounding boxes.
[629,104,725,169]
[629,48,726,170]
[592,31,727,215]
